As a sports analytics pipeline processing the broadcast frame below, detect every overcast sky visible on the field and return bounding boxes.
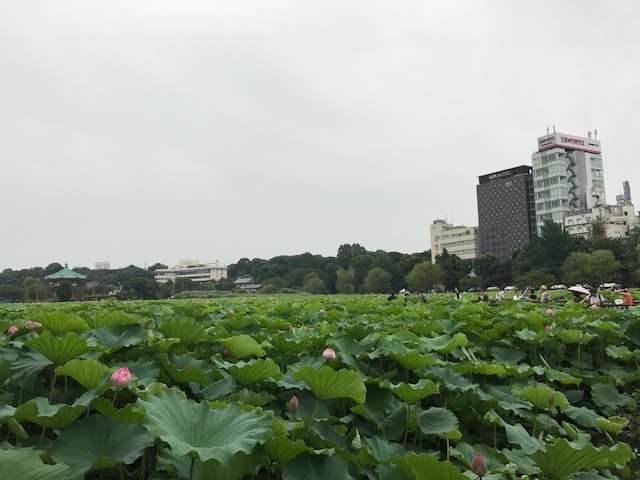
[2,1,639,270]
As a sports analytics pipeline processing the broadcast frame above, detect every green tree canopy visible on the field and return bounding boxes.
[405,262,443,292]
[335,268,355,294]
[561,249,621,287]
[363,267,392,293]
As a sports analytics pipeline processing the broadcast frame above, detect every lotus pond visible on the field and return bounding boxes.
[0,295,639,479]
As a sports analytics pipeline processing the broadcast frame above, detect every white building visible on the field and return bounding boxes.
[154,260,228,284]
[430,219,479,263]
[564,204,640,239]
[532,130,605,234]
[95,262,111,270]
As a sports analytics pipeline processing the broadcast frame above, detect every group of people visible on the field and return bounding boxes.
[480,284,635,307]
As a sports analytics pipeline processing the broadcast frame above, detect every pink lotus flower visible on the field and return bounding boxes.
[545,308,554,315]
[110,366,131,388]
[221,348,230,358]
[25,320,42,329]
[590,304,599,309]
[545,325,552,331]
[289,395,299,412]
[6,325,18,335]
[322,348,336,360]
[228,309,235,315]
[471,451,487,476]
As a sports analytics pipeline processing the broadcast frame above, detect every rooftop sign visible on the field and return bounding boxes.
[537,133,601,154]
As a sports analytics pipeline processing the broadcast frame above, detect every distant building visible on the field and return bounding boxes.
[233,276,263,291]
[45,264,87,287]
[532,130,605,234]
[564,183,640,239]
[154,260,228,284]
[476,165,536,258]
[95,261,111,270]
[430,219,479,263]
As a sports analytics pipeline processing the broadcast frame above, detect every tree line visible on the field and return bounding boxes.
[1,221,639,301]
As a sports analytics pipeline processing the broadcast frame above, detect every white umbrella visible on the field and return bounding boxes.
[568,285,590,295]
[399,288,409,294]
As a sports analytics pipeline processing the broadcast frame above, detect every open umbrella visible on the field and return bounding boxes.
[568,285,590,295]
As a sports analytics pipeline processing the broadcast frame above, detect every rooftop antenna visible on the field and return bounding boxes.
[547,126,549,134]
[594,129,598,139]
[588,131,592,138]
[553,125,556,133]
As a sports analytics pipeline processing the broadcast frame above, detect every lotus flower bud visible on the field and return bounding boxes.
[545,308,553,315]
[590,304,598,309]
[221,348,230,358]
[229,309,235,315]
[547,395,555,405]
[288,323,293,331]
[322,348,336,360]
[545,325,552,331]
[6,325,18,335]
[471,451,487,476]
[25,320,42,329]
[351,429,361,450]
[289,395,299,412]
[110,366,131,388]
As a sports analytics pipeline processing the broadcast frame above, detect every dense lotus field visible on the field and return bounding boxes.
[0,294,639,479]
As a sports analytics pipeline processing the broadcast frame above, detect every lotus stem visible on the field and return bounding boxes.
[189,457,195,480]
[403,404,410,445]
[48,370,57,403]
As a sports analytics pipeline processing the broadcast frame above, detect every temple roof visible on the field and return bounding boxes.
[45,265,87,280]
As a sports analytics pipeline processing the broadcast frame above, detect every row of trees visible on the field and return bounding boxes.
[1,221,639,301]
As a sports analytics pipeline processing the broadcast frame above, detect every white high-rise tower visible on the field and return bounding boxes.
[531,130,604,233]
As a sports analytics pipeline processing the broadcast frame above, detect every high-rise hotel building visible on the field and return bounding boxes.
[476,165,536,258]
[532,131,605,234]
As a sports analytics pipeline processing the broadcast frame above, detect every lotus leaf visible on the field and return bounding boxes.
[531,438,633,477]
[159,317,206,345]
[596,415,630,434]
[388,350,435,370]
[282,452,355,480]
[221,334,264,358]
[139,389,272,464]
[56,358,111,390]
[50,414,152,479]
[35,313,88,335]
[293,366,366,403]
[25,331,91,365]
[228,358,282,385]
[418,407,459,436]
[590,383,632,416]
[518,385,570,410]
[264,436,313,464]
[397,451,467,480]
[0,448,71,480]
[380,379,439,405]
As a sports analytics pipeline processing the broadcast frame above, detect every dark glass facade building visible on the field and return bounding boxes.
[476,165,536,258]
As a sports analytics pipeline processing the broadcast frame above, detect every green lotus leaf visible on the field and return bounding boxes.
[25,331,91,365]
[556,329,597,345]
[50,414,152,480]
[0,448,71,480]
[440,332,468,354]
[396,451,468,480]
[228,358,282,385]
[91,398,145,424]
[388,350,435,370]
[380,379,439,405]
[34,313,88,336]
[418,407,459,435]
[221,335,264,359]
[85,310,141,328]
[293,366,366,403]
[426,366,476,392]
[362,436,406,462]
[545,368,582,386]
[564,405,600,428]
[228,387,276,406]
[518,385,570,410]
[282,452,356,480]
[532,438,633,477]
[269,335,310,354]
[596,415,630,434]
[56,358,111,390]
[264,436,313,464]
[225,315,257,331]
[159,317,206,344]
[126,356,161,387]
[591,383,632,416]
[9,349,53,390]
[504,421,543,454]
[11,390,98,429]
[89,323,146,351]
[139,389,272,464]
[161,352,211,384]
[492,346,526,365]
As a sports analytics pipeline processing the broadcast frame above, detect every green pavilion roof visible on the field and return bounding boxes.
[45,265,87,280]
